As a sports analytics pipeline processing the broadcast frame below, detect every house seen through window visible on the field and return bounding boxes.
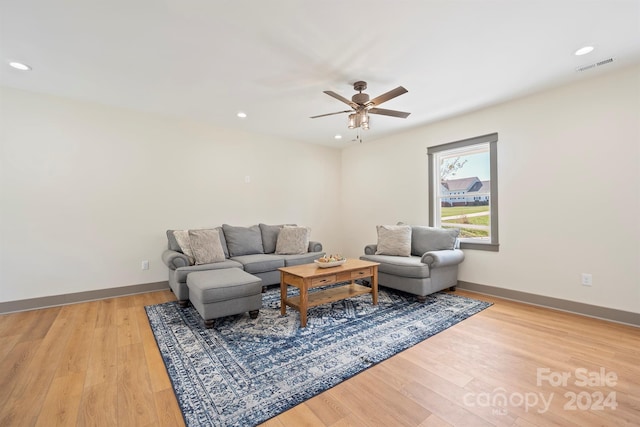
[428,133,499,251]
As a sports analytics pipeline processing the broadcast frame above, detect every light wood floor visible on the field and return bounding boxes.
[1,289,638,427]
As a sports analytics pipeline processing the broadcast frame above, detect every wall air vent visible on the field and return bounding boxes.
[576,57,614,72]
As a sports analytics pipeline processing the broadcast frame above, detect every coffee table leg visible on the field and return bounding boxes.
[372,267,378,305]
[280,272,287,316]
[299,280,308,328]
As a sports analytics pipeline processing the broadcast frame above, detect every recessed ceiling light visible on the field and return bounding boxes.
[237,112,247,118]
[9,61,31,71]
[575,46,594,56]
[334,134,342,140]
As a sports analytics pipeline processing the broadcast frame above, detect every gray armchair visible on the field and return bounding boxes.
[360,224,464,302]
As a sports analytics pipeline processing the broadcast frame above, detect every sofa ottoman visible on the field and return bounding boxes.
[186,268,263,328]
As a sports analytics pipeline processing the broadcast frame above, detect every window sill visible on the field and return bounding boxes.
[460,242,500,252]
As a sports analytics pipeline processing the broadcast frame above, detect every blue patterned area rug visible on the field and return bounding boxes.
[145,286,491,427]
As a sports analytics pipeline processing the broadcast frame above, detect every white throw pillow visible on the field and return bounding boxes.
[275,226,310,255]
[375,225,411,256]
[188,229,226,265]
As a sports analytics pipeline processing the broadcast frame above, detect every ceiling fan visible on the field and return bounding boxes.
[310,81,410,130]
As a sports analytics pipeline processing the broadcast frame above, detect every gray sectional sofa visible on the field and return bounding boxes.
[162,223,324,306]
[360,224,464,301]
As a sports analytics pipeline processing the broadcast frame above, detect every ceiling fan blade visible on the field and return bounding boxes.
[324,91,358,108]
[368,107,411,118]
[310,110,352,119]
[369,86,408,106]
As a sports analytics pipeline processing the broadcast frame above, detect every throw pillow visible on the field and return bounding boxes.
[172,229,195,265]
[275,226,310,255]
[214,226,230,258]
[188,229,226,265]
[258,223,295,254]
[409,225,460,255]
[375,225,411,256]
[166,230,182,252]
[222,224,265,257]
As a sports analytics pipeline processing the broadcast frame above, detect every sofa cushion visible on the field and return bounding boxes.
[222,224,264,257]
[375,225,411,256]
[188,229,226,265]
[259,224,282,254]
[360,254,429,279]
[281,252,324,267]
[410,226,460,255]
[231,254,285,274]
[275,226,310,255]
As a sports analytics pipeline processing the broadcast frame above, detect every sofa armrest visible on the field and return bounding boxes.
[162,249,191,270]
[421,249,465,268]
[308,241,323,252]
[364,244,377,255]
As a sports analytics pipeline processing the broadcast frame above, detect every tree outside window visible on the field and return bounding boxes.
[428,133,499,251]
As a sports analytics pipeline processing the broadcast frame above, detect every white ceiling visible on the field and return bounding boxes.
[1,0,639,147]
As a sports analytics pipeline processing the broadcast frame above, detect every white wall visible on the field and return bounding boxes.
[0,87,342,302]
[2,65,639,314]
[341,64,640,313]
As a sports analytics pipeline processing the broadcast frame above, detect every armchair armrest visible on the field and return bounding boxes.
[364,244,377,255]
[421,249,465,268]
[162,249,191,270]
[308,241,323,252]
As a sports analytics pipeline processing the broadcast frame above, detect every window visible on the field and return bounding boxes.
[428,133,499,251]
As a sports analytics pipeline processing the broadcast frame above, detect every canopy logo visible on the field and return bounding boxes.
[463,367,618,415]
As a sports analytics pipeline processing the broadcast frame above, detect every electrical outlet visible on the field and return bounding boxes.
[581,273,592,286]
[142,260,149,270]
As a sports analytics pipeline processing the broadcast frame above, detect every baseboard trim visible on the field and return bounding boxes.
[4,280,637,326]
[457,281,639,327]
[0,281,170,314]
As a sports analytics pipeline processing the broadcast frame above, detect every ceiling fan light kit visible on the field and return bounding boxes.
[311,80,410,133]
[348,111,369,129]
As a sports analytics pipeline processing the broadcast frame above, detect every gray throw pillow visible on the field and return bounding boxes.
[258,223,297,254]
[275,226,310,255]
[222,224,265,257]
[410,226,460,255]
[188,229,226,265]
[214,226,230,258]
[172,229,195,265]
[375,225,411,256]
[166,230,181,252]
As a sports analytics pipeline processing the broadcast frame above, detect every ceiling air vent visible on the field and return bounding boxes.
[576,57,614,72]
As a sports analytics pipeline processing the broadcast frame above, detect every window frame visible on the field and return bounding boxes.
[427,133,499,251]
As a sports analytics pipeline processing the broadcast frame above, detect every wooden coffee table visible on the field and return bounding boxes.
[279,258,379,328]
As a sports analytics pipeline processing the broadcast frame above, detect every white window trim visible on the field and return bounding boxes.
[427,133,499,252]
